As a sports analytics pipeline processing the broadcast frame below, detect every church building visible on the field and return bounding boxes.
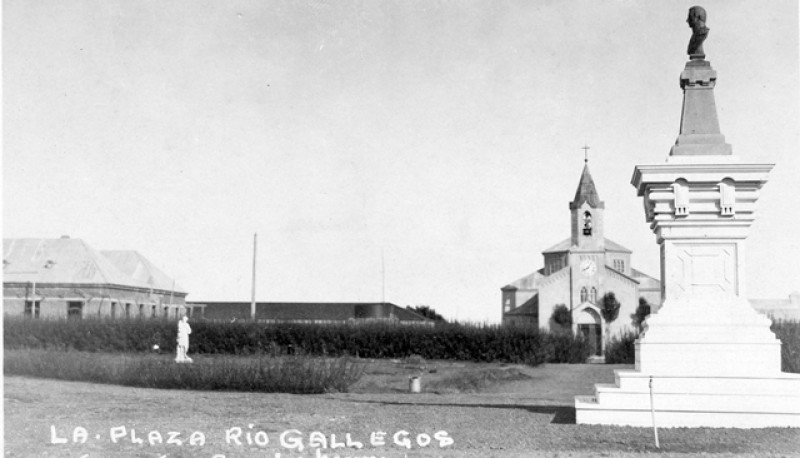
[501,162,660,354]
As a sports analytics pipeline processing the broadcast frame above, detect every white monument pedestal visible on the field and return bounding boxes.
[576,293,800,427]
[575,58,800,427]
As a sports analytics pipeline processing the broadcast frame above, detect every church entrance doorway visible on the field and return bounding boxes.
[576,307,602,356]
[578,324,602,356]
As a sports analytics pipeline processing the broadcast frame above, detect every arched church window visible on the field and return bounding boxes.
[583,212,592,235]
[591,287,597,303]
[580,287,588,302]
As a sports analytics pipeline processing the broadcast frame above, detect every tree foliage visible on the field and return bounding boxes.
[406,305,446,322]
[631,297,651,332]
[550,304,572,330]
[600,292,621,324]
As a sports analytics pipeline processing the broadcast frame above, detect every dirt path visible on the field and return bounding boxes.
[5,362,800,457]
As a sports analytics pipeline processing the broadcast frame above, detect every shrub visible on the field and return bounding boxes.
[631,297,651,332]
[4,349,366,394]
[772,320,800,373]
[604,329,638,364]
[545,332,591,363]
[549,304,572,332]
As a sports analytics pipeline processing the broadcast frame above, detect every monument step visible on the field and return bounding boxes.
[591,390,800,413]
[575,406,800,428]
[613,370,800,395]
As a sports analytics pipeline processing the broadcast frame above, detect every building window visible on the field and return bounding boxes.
[591,287,597,303]
[125,303,131,318]
[110,302,117,319]
[580,287,588,302]
[67,302,83,320]
[138,304,144,318]
[24,300,41,318]
[151,305,157,318]
[164,306,169,318]
[583,212,592,236]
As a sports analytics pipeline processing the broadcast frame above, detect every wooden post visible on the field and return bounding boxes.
[251,233,257,321]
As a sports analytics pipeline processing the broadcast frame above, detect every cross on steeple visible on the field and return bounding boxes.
[582,144,590,163]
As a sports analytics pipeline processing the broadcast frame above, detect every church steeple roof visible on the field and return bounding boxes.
[570,164,603,209]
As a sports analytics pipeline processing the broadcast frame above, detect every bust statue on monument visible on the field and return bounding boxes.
[576,6,800,428]
[686,6,709,59]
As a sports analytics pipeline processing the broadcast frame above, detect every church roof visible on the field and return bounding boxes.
[631,268,660,290]
[603,265,639,283]
[505,294,539,316]
[542,238,572,254]
[570,164,603,209]
[541,237,631,254]
[604,238,632,253]
[501,270,544,290]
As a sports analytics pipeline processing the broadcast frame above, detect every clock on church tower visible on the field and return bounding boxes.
[579,259,597,277]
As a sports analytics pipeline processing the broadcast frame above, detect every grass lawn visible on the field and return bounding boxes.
[5,358,800,457]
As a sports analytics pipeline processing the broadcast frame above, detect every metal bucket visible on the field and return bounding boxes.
[409,376,421,393]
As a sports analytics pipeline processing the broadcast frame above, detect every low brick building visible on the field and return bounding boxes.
[3,237,187,319]
[188,301,433,325]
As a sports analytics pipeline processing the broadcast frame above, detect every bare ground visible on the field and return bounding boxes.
[4,359,800,458]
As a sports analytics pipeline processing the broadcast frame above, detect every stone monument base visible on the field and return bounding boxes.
[575,293,800,427]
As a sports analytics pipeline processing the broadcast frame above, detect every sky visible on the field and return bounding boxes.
[3,0,798,323]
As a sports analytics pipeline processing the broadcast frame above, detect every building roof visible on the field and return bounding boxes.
[502,270,544,290]
[191,301,432,322]
[603,265,639,283]
[541,237,572,254]
[542,237,631,254]
[570,164,603,209]
[505,294,538,316]
[3,237,185,294]
[4,238,133,286]
[102,250,186,294]
[604,238,632,253]
[631,268,660,290]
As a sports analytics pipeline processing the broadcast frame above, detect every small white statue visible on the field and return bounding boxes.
[175,316,193,363]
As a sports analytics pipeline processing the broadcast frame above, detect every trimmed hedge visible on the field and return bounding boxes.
[3,317,173,352]
[9,317,797,370]
[6,317,589,366]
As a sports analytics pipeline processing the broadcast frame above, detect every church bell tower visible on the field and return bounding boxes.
[569,161,605,251]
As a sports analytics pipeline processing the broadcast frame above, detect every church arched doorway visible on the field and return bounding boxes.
[576,307,602,356]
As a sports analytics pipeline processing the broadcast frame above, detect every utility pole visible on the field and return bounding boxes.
[251,233,257,321]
